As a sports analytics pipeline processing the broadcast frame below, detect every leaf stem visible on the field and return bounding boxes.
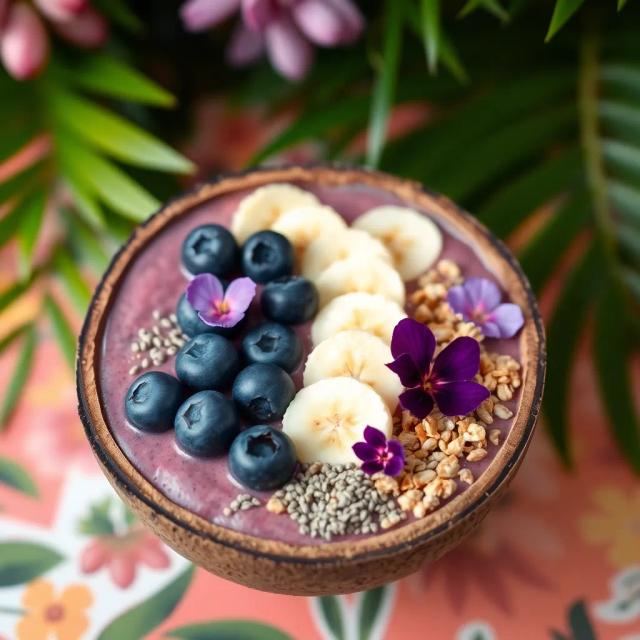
[578,13,615,258]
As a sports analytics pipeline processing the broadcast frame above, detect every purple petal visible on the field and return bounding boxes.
[353,441,379,462]
[398,388,434,420]
[431,337,480,383]
[384,455,404,477]
[325,0,364,43]
[488,303,524,339]
[390,318,435,375]
[463,277,502,312]
[186,273,224,312]
[224,277,256,314]
[361,460,384,475]
[386,439,404,458]
[386,353,422,388]
[227,21,264,66]
[433,380,490,417]
[363,425,386,448]
[241,0,276,32]
[265,16,314,81]
[446,284,470,318]
[292,0,350,46]
[180,0,241,31]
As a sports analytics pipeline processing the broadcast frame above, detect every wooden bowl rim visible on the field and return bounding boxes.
[77,165,546,565]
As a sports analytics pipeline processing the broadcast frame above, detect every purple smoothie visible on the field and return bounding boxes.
[98,181,522,545]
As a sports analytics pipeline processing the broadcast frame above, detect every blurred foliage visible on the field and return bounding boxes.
[0,0,639,473]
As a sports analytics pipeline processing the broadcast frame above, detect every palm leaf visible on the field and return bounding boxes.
[546,0,585,41]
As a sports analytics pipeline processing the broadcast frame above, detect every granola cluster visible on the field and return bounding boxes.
[375,260,522,519]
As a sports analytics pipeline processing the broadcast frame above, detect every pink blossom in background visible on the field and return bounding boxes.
[180,0,365,80]
[0,0,108,80]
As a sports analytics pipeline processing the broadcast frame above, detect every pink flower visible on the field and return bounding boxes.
[186,273,256,328]
[52,6,107,48]
[180,0,365,80]
[80,529,170,589]
[34,0,86,23]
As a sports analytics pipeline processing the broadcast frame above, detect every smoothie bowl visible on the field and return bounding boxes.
[77,165,545,595]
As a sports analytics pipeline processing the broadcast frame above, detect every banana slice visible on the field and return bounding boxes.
[315,256,405,308]
[302,228,392,280]
[303,330,402,411]
[282,377,392,464]
[311,292,406,346]
[231,184,320,243]
[353,206,443,281]
[271,205,347,260]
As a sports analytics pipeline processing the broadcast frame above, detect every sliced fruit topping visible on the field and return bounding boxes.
[231,183,320,243]
[261,275,319,325]
[175,333,240,391]
[303,330,402,411]
[228,425,297,491]
[302,228,392,280]
[174,390,240,456]
[232,363,296,423]
[353,205,442,281]
[181,223,239,277]
[315,255,405,308]
[311,292,406,346]
[271,205,346,261]
[241,230,294,284]
[282,377,392,464]
[124,371,184,433]
[241,322,302,372]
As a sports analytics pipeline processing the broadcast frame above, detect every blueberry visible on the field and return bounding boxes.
[174,390,239,456]
[232,363,295,423]
[229,425,297,491]
[261,276,319,324]
[125,371,183,432]
[176,293,238,338]
[241,322,302,372]
[181,224,239,276]
[175,333,240,390]
[241,231,293,284]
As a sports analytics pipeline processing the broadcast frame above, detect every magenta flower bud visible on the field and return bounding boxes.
[181,0,241,32]
[242,0,277,32]
[0,3,49,80]
[34,0,87,22]
[54,7,108,48]
[265,15,313,81]
[293,0,364,47]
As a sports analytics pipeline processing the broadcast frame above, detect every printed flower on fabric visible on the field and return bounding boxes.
[386,318,489,419]
[447,277,524,339]
[16,580,92,640]
[353,426,404,476]
[187,273,256,328]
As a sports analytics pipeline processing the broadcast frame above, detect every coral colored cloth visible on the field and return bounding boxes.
[1,301,639,640]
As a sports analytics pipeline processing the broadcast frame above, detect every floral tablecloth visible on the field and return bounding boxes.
[1,296,639,640]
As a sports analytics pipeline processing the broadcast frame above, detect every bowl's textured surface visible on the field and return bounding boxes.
[77,166,545,595]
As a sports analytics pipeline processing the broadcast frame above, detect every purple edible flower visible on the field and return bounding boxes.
[186,273,256,328]
[352,426,405,476]
[447,277,524,339]
[386,318,490,420]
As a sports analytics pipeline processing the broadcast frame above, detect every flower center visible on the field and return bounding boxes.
[469,303,489,324]
[422,376,434,393]
[44,604,65,623]
[213,299,230,315]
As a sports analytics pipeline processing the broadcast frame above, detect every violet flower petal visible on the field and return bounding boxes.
[390,318,435,375]
[265,15,314,81]
[481,320,501,338]
[433,380,490,417]
[293,0,350,47]
[446,284,469,318]
[463,277,502,311]
[224,277,256,314]
[489,303,524,338]
[186,273,224,312]
[227,21,265,66]
[431,336,480,383]
[386,439,404,459]
[384,455,404,477]
[181,0,241,32]
[363,425,387,449]
[398,388,434,420]
[386,353,422,388]
[352,441,378,462]
[361,460,384,475]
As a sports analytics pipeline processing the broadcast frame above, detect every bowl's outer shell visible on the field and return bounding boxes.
[77,166,546,595]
